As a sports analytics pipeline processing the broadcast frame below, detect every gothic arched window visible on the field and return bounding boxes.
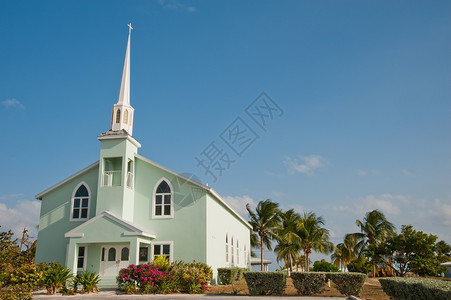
[153,179,173,218]
[71,183,90,221]
[123,110,128,124]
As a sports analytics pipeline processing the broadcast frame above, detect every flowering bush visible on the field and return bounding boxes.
[117,259,212,294]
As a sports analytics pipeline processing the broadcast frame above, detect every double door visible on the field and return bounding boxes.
[100,245,130,276]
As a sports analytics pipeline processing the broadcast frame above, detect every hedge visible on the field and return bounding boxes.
[380,277,451,300]
[243,271,286,295]
[217,267,248,285]
[291,272,327,295]
[327,272,366,297]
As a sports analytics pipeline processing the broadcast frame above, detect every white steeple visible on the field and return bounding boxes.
[111,23,134,135]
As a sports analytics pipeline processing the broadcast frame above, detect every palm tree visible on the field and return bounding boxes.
[331,235,356,271]
[246,200,281,271]
[348,209,395,276]
[297,212,334,271]
[274,209,301,274]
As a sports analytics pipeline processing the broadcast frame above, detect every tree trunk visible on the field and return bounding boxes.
[260,237,264,271]
[304,250,310,272]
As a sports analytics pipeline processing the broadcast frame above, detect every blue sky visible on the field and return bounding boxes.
[1,0,450,268]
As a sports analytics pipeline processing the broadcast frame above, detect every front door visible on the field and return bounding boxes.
[100,245,130,277]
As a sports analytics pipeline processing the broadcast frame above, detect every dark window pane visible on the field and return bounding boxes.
[164,205,171,216]
[77,257,84,269]
[155,195,162,205]
[154,245,161,255]
[108,248,116,261]
[73,209,79,219]
[79,246,85,256]
[139,247,148,261]
[121,247,129,261]
[81,209,88,219]
[75,185,89,197]
[163,244,170,255]
[156,181,170,193]
[82,199,89,207]
[155,206,162,215]
[101,248,105,261]
[74,198,80,208]
[164,195,171,204]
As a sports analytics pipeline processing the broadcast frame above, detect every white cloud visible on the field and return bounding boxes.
[2,98,24,109]
[158,0,196,12]
[402,169,412,176]
[0,196,41,238]
[430,198,451,226]
[336,194,409,216]
[223,195,256,217]
[358,170,366,176]
[272,191,286,198]
[284,154,326,176]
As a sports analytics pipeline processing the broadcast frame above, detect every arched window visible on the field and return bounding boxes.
[123,110,128,124]
[121,247,129,261]
[108,248,116,261]
[153,179,173,218]
[115,109,121,123]
[231,237,234,265]
[225,234,229,264]
[71,183,90,221]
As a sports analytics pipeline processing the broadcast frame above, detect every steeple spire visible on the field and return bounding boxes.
[111,24,135,135]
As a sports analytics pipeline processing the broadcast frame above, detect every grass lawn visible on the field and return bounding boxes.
[207,277,390,299]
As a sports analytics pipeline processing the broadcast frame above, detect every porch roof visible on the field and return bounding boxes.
[65,210,156,239]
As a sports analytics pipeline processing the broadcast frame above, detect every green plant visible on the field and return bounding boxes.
[217,267,248,285]
[243,271,286,295]
[78,270,100,293]
[41,262,73,294]
[346,256,371,274]
[327,272,366,296]
[291,272,327,295]
[0,283,33,300]
[380,277,451,300]
[312,260,339,272]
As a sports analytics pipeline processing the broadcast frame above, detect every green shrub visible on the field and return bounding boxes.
[291,272,327,295]
[243,271,286,295]
[77,270,100,293]
[40,262,73,295]
[327,272,366,296]
[217,267,248,285]
[0,283,32,300]
[312,261,340,272]
[347,257,371,274]
[380,277,451,300]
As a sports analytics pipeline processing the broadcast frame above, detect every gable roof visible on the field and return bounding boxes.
[34,154,252,230]
[136,154,252,230]
[65,210,156,238]
[35,161,99,200]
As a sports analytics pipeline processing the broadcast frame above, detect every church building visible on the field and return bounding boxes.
[34,25,251,286]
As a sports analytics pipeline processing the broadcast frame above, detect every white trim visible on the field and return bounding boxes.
[150,241,174,262]
[98,132,141,148]
[65,211,156,238]
[70,182,91,222]
[135,154,252,229]
[35,161,99,200]
[152,177,174,219]
[65,233,84,238]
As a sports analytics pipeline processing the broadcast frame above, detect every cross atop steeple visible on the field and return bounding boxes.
[110,24,135,135]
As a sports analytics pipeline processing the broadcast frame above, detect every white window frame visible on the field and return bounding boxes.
[150,241,174,262]
[70,182,91,222]
[152,178,174,219]
[77,245,87,271]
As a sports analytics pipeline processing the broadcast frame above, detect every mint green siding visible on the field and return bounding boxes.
[133,158,207,263]
[35,165,99,265]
